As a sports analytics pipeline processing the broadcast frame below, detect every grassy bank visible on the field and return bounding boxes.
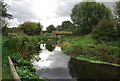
[59,35,120,66]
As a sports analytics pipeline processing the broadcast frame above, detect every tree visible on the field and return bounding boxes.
[62,21,74,31]
[0,0,12,35]
[71,2,112,35]
[91,19,117,41]
[56,25,62,31]
[46,25,56,33]
[56,21,74,32]
[114,1,120,38]
[18,21,43,35]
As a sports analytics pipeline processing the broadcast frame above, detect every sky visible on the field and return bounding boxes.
[4,0,119,30]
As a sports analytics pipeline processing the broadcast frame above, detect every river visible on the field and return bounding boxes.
[32,44,120,81]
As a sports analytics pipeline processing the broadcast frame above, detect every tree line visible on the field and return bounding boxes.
[1,1,120,41]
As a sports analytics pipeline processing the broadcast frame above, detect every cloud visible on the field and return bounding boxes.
[8,18,20,27]
[5,0,37,22]
[54,0,81,17]
[4,0,117,29]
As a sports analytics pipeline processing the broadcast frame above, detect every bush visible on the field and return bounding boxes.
[91,19,117,42]
[4,34,41,60]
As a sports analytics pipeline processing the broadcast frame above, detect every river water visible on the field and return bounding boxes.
[32,44,120,81]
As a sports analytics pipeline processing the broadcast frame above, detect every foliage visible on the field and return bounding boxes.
[0,0,12,35]
[0,0,12,19]
[12,57,40,79]
[60,35,120,65]
[18,21,43,35]
[56,25,62,31]
[2,35,50,79]
[71,2,112,35]
[56,21,74,32]
[91,19,117,41]
[2,36,17,79]
[46,25,56,33]
[4,34,41,60]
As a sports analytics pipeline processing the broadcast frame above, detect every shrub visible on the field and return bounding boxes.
[4,34,40,60]
[91,19,117,42]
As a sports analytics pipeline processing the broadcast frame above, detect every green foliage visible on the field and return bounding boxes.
[2,36,19,79]
[4,34,41,60]
[71,2,112,35]
[61,35,120,65]
[2,36,45,79]
[2,27,18,36]
[56,21,74,32]
[46,25,56,33]
[56,25,62,31]
[12,57,40,79]
[91,19,117,41]
[18,21,43,35]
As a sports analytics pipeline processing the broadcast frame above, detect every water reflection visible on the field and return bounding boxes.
[32,44,75,80]
[69,58,120,80]
[46,44,55,52]
[32,44,120,80]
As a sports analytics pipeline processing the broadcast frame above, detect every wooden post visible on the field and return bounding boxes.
[8,56,21,81]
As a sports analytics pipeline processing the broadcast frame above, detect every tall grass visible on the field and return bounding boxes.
[60,35,120,65]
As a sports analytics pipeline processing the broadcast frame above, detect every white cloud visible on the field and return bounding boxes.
[32,0,58,19]
[4,0,118,30]
[8,18,20,27]
[41,16,71,30]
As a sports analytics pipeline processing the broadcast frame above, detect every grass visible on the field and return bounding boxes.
[2,36,13,79]
[60,35,120,66]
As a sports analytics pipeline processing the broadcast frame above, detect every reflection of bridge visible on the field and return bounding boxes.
[52,31,73,38]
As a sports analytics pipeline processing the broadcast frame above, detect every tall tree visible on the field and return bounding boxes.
[0,0,12,36]
[46,25,56,33]
[71,2,112,35]
[0,0,12,27]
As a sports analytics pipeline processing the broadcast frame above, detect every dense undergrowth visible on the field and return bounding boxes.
[2,34,45,79]
[60,35,120,66]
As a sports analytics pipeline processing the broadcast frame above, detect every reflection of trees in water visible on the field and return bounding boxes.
[68,58,120,80]
[21,43,41,61]
[46,44,55,52]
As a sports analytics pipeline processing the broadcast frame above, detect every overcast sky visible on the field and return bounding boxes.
[4,0,119,30]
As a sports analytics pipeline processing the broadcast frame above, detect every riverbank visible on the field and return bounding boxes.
[59,35,120,67]
[2,34,42,79]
